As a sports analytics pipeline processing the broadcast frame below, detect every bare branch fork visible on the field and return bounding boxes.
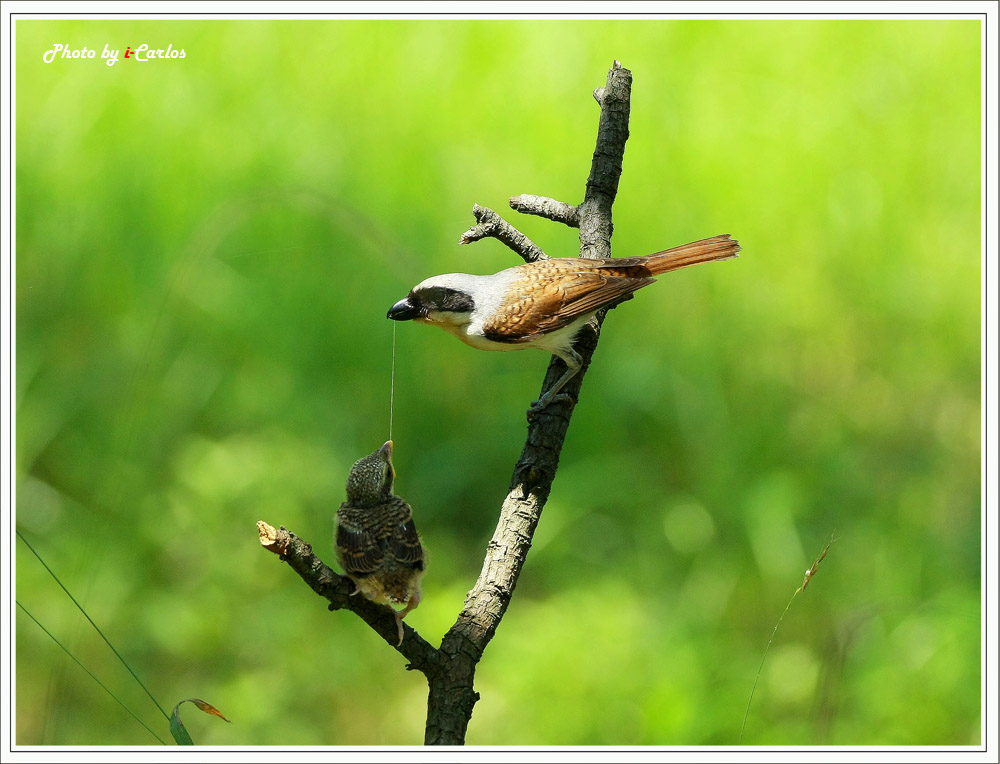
[258,60,633,746]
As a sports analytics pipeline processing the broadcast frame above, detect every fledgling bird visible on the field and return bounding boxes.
[335,440,425,646]
[387,233,740,412]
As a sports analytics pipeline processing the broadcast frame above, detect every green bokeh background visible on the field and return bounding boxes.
[15,19,981,746]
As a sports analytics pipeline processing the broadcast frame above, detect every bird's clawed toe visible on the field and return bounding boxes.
[527,393,575,420]
[393,611,405,646]
[390,594,421,647]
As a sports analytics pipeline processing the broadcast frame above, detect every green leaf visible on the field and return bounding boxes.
[169,706,194,746]
[170,698,230,745]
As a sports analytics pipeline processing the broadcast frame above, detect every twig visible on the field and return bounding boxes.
[739,536,837,743]
[458,203,549,263]
[509,194,580,227]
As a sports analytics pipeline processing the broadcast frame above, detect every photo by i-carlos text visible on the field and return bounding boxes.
[42,43,186,66]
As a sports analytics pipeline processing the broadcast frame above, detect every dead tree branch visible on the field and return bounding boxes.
[459,203,549,263]
[256,522,440,674]
[425,60,633,744]
[258,60,633,746]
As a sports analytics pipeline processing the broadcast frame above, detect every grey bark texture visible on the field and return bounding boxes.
[258,60,633,746]
[508,194,581,227]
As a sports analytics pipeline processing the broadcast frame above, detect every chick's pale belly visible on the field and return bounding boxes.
[354,564,421,605]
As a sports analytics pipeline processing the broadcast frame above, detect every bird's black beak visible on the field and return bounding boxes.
[387,297,423,321]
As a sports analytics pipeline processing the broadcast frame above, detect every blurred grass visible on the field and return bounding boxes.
[15,19,980,745]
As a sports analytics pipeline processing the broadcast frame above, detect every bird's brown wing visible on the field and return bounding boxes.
[488,264,654,341]
[336,513,385,578]
[390,518,425,571]
[533,270,655,333]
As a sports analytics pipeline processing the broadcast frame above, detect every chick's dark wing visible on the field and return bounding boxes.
[390,518,424,571]
[336,515,385,577]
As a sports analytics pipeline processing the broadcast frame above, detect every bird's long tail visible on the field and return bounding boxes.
[642,234,741,275]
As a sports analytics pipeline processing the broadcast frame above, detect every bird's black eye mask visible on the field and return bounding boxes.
[416,286,476,314]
